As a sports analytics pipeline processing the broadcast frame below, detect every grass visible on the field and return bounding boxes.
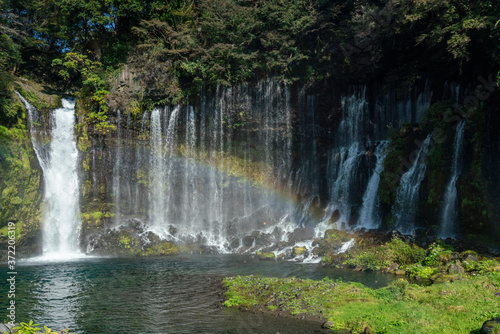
[223,272,500,333]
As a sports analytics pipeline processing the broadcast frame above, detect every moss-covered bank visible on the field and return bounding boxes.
[223,270,500,333]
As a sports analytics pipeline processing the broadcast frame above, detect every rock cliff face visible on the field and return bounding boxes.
[7,75,500,258]
[70,76,500,255]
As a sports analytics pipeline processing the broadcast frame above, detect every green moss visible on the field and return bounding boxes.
[119,234,133,248]
[341,237,425,272]
[223,271,500,333]
[256,251,276,260]
[15,78,62,111]
[143,242,178,256]
[81,211,115,229]
[0,125,43,259]
[292,247,307,257]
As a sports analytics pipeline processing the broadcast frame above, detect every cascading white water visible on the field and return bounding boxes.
[323,88,366,228]
[94,79,445,257]
[439,120,466,238]
[19,94,82,257]
[149,107,167,232]
[357,141,389,230]
[392,135,432,235]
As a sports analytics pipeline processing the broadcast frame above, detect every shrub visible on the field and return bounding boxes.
[386,238,426,266]
[346,251,386,271]
[425,241,454,266]
[406,264,438,279]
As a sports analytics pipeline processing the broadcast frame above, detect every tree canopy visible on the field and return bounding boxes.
[0,0,499,118]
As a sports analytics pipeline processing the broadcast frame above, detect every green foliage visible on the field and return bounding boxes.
[52,52,114,134]
[344,237,425,272]
[346,251,387,271]
[224,271,500,333]
[0,126,42,257]
[406,264,438,279]
[387,237,427,266]
[425,241,454,266]
[13,320,41,334]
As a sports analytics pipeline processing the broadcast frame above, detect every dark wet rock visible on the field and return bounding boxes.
[84,218,178,256]
[480,317,500,334]
[330,210,340,223]
[254,232,275,246]
[168,225,178,236]
[288,228,315,243]
[242,235,255,247]
[229,237,240,249]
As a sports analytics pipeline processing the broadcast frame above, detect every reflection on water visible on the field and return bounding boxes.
[1,255,395,333]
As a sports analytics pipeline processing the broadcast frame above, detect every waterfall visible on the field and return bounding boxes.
[323,87,366,228]
[76,79,446,256]
[149,108,167,232]
[439,120,466,238]
[113,110,122,224]
[392,135,432,235]
[19,93,82,256]
[357,141,389,230]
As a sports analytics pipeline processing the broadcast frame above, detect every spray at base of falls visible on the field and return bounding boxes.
[18,93,82,258]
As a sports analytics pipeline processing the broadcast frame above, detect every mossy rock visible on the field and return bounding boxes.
[256,251,275,260]
[292,246,307,257]
[317,229,349,256]
[144,242,178,256]
[480,318,500,334]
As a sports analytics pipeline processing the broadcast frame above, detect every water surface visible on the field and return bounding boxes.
[1,255,394,333]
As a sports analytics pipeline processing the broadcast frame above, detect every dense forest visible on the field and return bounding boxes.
[1,0,500,118]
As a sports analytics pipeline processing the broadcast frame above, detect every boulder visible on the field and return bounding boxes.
[292,246,307,257]
[256,251,275,260]
[242,235,255,247]
[288,228,315,243]
[389,263,400,271]
[448,263,465,275]
[480,317,500,334]
[465,254,479,263]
